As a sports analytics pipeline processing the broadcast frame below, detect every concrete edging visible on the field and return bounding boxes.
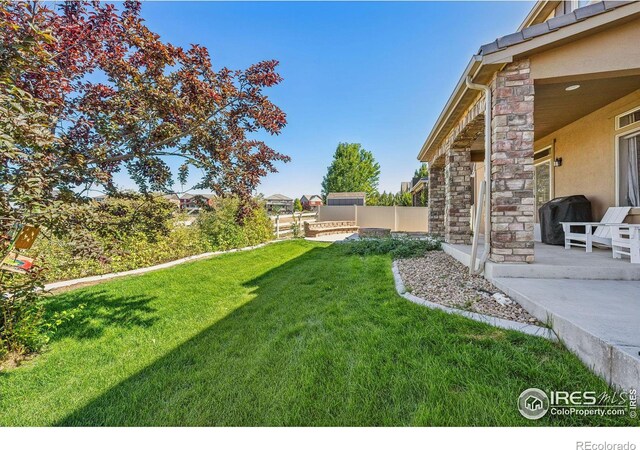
[44,241,276,292]
[391,261,557,341]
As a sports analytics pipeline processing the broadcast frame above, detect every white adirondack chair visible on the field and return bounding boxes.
[561,206,631,252]
[610,224,640,264]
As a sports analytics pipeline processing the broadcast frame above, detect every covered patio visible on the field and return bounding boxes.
[419,1,640,271]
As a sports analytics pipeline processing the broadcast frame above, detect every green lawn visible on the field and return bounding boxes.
[0,240,632,426]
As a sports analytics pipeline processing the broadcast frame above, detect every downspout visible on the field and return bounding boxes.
[465,76,492,274]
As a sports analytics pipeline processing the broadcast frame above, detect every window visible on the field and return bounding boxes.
[618,107,640,129]
[617,131,640,207]
[534,147,552,220]
[534,161,552,219]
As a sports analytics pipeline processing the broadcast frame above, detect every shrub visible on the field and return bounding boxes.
[0,275,47,359]
[198,197,273,251]
[344,236,441,259]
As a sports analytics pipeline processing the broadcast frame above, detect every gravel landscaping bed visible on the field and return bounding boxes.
[396,251,540,325]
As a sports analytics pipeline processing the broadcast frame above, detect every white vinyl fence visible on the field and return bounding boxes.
[317,206,429,232]
[271,211,318,239]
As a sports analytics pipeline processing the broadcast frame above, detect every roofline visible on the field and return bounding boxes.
[518,1,561,31]
[417,1,640,163]
[409,179,428,194]
[417,55,483,162]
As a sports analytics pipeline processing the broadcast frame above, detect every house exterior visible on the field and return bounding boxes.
[160,193,181,208]
[419,0,640,264]
[300,194,323,210]
[265,194,294,214]
[178,193,214,212]
[326,192,366,206]
[409,176,429,207]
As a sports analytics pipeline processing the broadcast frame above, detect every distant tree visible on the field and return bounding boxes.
[293,198,303,212]
[368,190,412,207]
[396,191,412,206]
[416,189,428,207]
[321,143,380,199]
[414,163,429,179]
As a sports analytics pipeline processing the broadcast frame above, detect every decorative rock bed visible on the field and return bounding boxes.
[396,250,540,325]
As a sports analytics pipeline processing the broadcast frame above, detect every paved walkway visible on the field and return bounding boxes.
[304,233,358,243]
[493,277,640,392]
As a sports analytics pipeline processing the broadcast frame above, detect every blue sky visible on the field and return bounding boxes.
[116,1,534,198]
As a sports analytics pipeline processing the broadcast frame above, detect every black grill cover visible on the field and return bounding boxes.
[539,195,592,245]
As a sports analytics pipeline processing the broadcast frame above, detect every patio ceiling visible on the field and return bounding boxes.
[534,74,640,139]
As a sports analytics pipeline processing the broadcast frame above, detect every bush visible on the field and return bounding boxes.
[344,236,441,259]
[30,196,273,283]
[0,276,47,359]
[31,210,210,283]
[197,197,273,251]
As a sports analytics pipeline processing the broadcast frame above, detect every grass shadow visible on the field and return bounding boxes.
[46,289,158,341]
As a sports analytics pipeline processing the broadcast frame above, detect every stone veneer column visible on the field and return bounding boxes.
[428,164,445,237]
[490,58,535,263]
[445,147,472,244]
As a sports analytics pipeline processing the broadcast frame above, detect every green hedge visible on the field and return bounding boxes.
[30,196,274,283]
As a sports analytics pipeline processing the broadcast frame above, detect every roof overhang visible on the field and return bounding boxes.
[409,179,428,194]
[417,1,640,164]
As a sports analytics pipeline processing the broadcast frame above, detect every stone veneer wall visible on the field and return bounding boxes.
[445,147,472,244]
[428,165,445,237]
[490,58,535,263]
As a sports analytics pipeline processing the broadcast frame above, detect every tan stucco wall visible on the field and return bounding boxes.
[534,89,640,223]
[396,207,430,232]
[356,206,397,230]
[530,17,640,81]
[317,205,357,222]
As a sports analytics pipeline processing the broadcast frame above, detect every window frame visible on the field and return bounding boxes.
[614,126,640,207]
[615,105,640,131]
[533,146,553,221]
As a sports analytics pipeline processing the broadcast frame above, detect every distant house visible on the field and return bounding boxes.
[265,194,294,214]
[300,194,323,210]
[400,182,412,194]
[179,193,215,213]
[92,194,108,203]
[159,193,181,208]
[409,176,428,207]
[326,192,366,206]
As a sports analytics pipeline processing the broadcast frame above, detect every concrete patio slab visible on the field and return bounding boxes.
[443,241,640,280]
[492,277,640,392]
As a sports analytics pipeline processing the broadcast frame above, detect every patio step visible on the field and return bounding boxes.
[484,260,640,281]
[492,277,640,393]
